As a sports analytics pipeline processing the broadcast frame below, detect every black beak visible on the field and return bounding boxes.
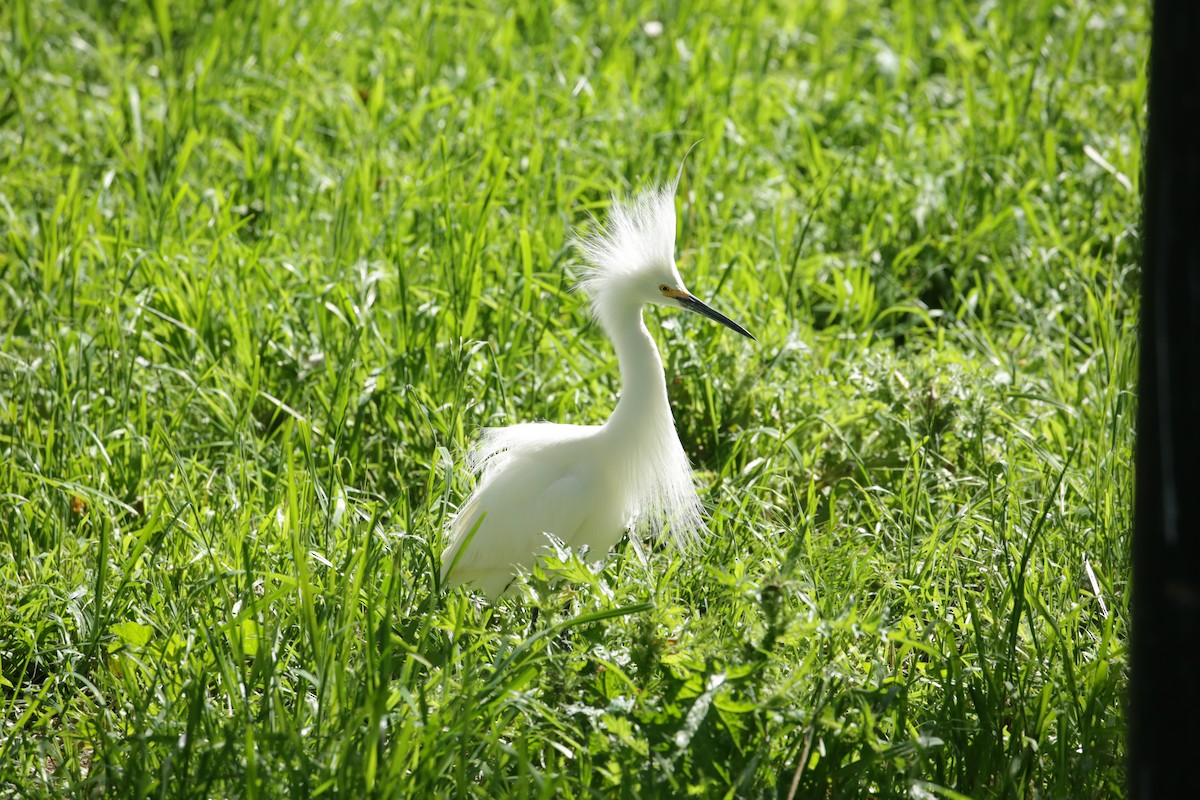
[676,293,755,340]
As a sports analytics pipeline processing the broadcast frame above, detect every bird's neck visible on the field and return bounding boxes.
[604,304,674,434]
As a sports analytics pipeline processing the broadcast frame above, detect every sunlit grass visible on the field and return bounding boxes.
[1,0,1141,797]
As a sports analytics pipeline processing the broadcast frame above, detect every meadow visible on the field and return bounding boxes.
[0,0,1143,797]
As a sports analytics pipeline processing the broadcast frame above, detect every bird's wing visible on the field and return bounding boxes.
[524,472,594,549]
[442,470,597,596]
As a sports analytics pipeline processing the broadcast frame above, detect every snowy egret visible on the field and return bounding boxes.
[440,181,753,598]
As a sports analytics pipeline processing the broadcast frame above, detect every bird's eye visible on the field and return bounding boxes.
[659,284,671,293]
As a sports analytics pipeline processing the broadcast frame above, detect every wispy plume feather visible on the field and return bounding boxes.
[573,184,678,324]
[572,144,701,326]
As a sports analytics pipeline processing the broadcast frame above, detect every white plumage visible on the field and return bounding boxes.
[440,180,753,598]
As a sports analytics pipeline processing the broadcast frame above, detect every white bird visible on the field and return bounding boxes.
[440,180,753,598]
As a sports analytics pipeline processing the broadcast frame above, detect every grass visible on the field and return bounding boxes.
[0,0,1141,797]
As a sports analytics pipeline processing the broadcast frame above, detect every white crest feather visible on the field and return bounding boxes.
[573,184,678,324]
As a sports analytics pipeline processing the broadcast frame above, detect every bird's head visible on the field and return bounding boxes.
[574,184,754,339]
